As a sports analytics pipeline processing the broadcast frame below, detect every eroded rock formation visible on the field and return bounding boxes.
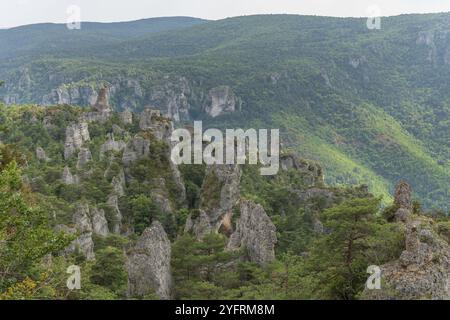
[127,221,172,299]
[64,122,90,159]
[185,164,241,239]
[122,135,151,165]
[228,200,277,266]
[394,181,413,222]
[204,86,240,118]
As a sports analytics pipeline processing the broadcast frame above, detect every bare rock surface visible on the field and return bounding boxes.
[127,221,172,299]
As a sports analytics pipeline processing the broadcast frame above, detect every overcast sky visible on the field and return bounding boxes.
[1,0,450,28]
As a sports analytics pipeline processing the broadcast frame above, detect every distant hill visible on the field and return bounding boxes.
[0,16,207,59]
[0,14,449,209]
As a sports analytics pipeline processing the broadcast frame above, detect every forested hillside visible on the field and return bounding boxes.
[0,14,448,208]
[1,99,448,299]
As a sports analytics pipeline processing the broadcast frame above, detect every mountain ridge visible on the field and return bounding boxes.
[0,13,448,209]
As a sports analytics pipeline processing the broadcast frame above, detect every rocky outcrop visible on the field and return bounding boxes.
[111,169,126,197]
[107,195,123,234]
[36,147,50,162]
[80,87,113,123]
[73,203,109,237]
[147,76,191,122]
[139,109,161,130]
[185,164,241,239]
[73,203,93,233]
[127,221,172,299]
[122,135,151,165]
[55,203,100,261]
[93,87,111,113]
[91,207,109,237]
[62,166,79,185]
[363,216,450,300]
[120,109,133,125]
[139,108,173,141]
[151,178,174,214]
[394,181,412,211]
[363,183,450,300]
[393,181,413,222]
[64,122,90,159]
[36,147,51,162]
[42,85,98,106]
[228,200,277,266]
[76,147,92,168]
[280,154,324,186]
[204,86,240,118]
[56,224,96,261]
[100,133,126,158]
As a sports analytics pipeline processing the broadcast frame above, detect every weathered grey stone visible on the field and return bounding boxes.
[145,76,191,122]
[363,217,450,300]
[228,200,277,266]
[73,203,92,233]
[93,87,111,113]
[78,87,113,123]
[120,109,133,125]
[280,154,324,186]
[76,147,92,168]
[394,181,413,211]
[139,108,174,141]
[107,195,123,234]
[393,181,413,222]
[127,221,172,299]
[122,136,151,165]
[36,147,50,161]
[62,166,79,185]
[100,133,126,158]
[111,169,126,197]
[186,164,241,239]
[55,224,95,260]
[64,122,90,159]
[204,86,239,118]
[91,207,109,236]
[75,232,95,261]
[42,85,98,106]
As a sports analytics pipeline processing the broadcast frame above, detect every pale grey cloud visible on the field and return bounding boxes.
[1,0,450,28]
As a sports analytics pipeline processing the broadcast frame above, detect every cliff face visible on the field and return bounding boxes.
[4,77,241,124]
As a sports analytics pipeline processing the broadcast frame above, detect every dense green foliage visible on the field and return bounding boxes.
[0,14,448,209]
[0,104,448,299]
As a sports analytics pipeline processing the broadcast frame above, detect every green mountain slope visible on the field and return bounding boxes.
[0,14,448,209]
